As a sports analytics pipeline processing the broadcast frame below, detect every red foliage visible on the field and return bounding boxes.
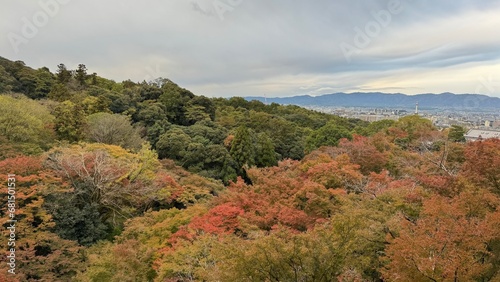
[384,194,500,281]
[305,154,362,191]
[337,135,388,174]
[189,203,245,235]
[0,155,43,176]
[461,139,500,192]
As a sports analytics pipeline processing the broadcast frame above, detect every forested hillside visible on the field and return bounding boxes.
[1,57,500,281]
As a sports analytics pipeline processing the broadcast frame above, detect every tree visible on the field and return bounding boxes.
[448,125,466,142]
[304,153,363,191]
[0,65,15,93]
[53,100,86,142]
[185,105,211,124]
[56,63,72,84]
[74,240,156,282]
[383,194,500,281]
[135,102,168,126]
[32,67,55,99]
[45,143,164,229]
[392,115,436,148]
[306,121,352,152]
[461,139,500,193]
[156,234,220,281]
[48,83,72,101]
[215,226,357,281]
[0,156,85,281]
[14,67,37,98]
[355,119,395,136]
[75,64,88,87]
[44,194,109,245]
[0,95,55,156]
[230,126,254,169]
[156,127,192,160]
[255,132,277,167]
[159,82,195,125]
[86,112,143,151]
[188,95,216,121]
[336,135,388,174]
[146,120,171,148]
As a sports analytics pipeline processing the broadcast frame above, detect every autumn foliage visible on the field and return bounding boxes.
[4,58,500,281]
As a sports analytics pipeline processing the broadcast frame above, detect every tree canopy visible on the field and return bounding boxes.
[1,57,494,282]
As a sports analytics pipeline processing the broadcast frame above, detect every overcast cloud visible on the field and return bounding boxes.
[2,0,500,97]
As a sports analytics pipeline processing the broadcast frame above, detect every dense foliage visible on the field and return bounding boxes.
[1,57,499,281]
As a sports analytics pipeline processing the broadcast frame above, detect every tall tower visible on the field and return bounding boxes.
[415,101,419,115]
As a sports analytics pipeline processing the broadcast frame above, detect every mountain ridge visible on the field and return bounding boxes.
[245,92,500,109]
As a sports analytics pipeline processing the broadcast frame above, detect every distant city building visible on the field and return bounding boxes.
[485,120,494,127]
[464,129,500,142]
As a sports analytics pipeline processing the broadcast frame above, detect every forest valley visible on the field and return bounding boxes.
[0,57,500,281]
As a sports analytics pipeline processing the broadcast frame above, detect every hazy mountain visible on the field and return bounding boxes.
[245,92,500,110]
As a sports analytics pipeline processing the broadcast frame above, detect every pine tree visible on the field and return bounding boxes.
[56,63,72,84]
[75,64,88,87]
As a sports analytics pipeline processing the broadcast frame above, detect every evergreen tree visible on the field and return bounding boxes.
[53,100,86,142]
[230,125,254,169]
[75,64,88,87]
[48,83,71,101]
[448,125,466,142]
[56,63,72,84]
[255,132,277,167]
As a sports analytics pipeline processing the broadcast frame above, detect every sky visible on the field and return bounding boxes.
[2,0,500,98]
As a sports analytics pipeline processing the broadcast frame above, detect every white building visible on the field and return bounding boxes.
[464,129,500,142]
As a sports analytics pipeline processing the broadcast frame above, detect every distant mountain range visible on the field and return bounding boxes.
[245,92,500,110]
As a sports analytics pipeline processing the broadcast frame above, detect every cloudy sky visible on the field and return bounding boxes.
[2,0,500,98]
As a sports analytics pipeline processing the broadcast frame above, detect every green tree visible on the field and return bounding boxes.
[53,100,86,142]
[185,105,211,124]
[394,115,435,142]
[146,120,171,148]
[48,83,72,101]
[355,119,396,136]
[0,65,15,93]
[0,95,55,156]
[44,195,109,245]
[56,63,72,84]
[75,240,156,282]
[156,127,192,160]
[32,67,55,99]
[75,64,88,87]
[448,125,466,142]
[306,121,352,152]
[255,132,277,167]
[189,95,216,121]
[135,102,168,126]
[159,81,195,125]
[79,95,111,115]
[230,126,254,168]
[14,67,37,97]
